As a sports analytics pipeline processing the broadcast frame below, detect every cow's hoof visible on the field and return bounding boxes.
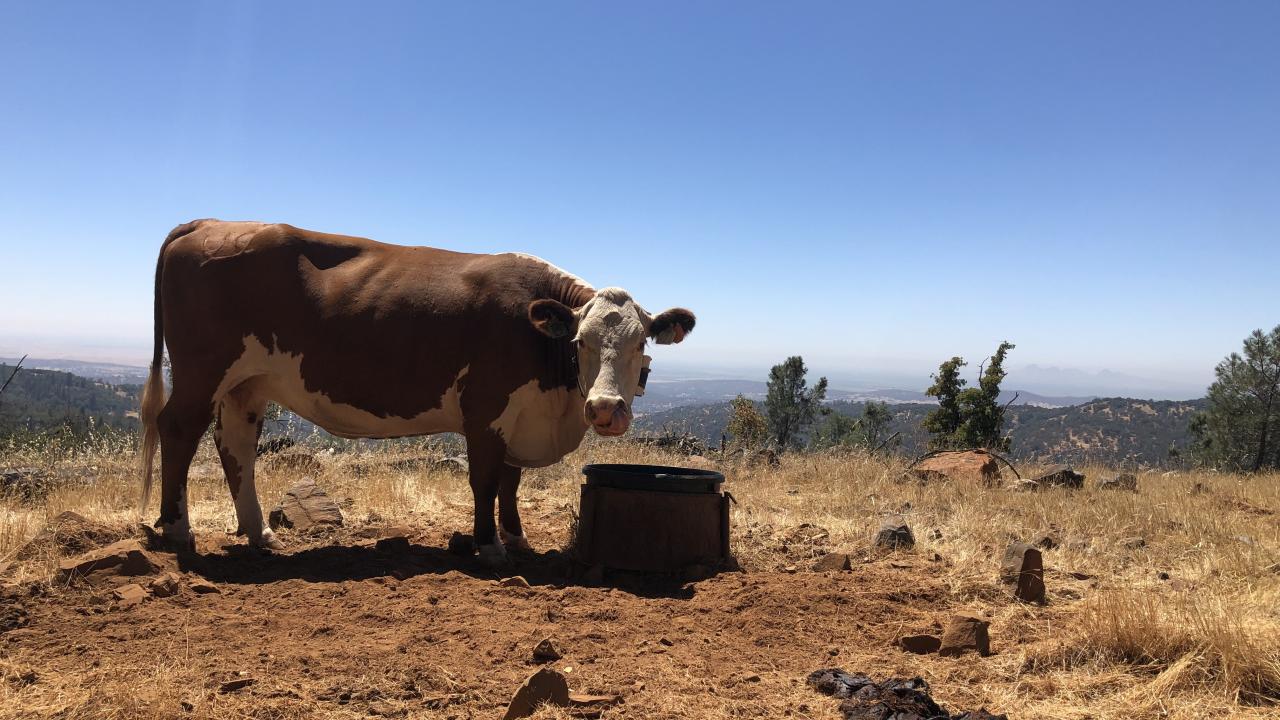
[477,543,509,568]
[150,522,196,553]
[499,528,534,553]
[250,531,285,552]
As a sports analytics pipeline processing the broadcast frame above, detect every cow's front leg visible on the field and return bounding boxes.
[497,463,533,552]
[464,430,506,566]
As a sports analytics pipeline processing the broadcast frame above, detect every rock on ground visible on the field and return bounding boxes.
[56,539,161,584]
[938,616,991,657]
[532,637,562,662]
[1032,466,1085,489]
[504,667,570,720]
[112,583,148,607]
[874,522,915,550]
[148,572,182,598]
[268,477,344,531]
[806,669,1006,719]
[999,542,1046,603]
[813,553,853,572]
[910,450,1002,485]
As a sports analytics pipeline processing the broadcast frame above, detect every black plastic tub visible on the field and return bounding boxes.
[582,463,724,494]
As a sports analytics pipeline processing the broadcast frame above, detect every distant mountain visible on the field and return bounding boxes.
[633,396,1205,469]
[0,357,150,385]
[0,363,141,437]
[634,377,1091,414]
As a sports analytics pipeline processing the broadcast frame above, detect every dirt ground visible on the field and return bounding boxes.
[1,444,1278,719]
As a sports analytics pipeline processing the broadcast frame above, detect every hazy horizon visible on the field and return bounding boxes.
[4,3,1276,402]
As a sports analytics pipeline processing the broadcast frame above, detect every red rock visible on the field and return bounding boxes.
[939,616,991,657]
[999,543,1046,603]
[503,667,570,720]
[149,572,182,598]
[112,583,148,607]
[911,451,1002,484]
[812,553,853,572]
[56,540,160,583]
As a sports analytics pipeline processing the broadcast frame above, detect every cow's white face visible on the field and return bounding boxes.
[529,287,695,436]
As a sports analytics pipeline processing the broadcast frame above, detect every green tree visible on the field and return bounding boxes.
[1191,325,1280,472]
[922,357,966,449]
[764,356,828,450]
[811,401,895,451]
[956,341,1016,451]
[922,342,1016,451]
[726,394,768,450]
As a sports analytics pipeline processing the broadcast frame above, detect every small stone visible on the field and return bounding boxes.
[1118,536,1147,550]
[567,692,624,712]
[898,634,942,655]
[447,532,475,556]
[999,542,1045,603]
[112,583,148,607]
[874,522,915,550]
[219,677,255,693]
[500,576,531,589]
[532,637,562,663]
[938,616,991,657]
[503,667,570,720]
[783,565,798,574]
[148,572,182,598]
[812,553,852,572]
[659,637,674,647]
[189,578,221,594]
[1033,466,1085,489]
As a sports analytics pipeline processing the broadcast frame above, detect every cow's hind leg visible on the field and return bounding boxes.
[214,383,282,550]
[498,464,533,552]
[156,386,215,551]
[465,430,507,566]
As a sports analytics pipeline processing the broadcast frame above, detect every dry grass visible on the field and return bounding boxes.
[1,437,1278,719]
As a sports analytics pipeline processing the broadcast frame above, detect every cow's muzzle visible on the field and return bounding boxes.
[586,396,630,436]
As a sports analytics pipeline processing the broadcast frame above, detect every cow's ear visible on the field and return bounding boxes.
[528,299,576,339]
[649,308,696,345]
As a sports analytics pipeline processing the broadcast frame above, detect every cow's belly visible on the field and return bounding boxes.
[490,380,589,468]
[215,335,466,439]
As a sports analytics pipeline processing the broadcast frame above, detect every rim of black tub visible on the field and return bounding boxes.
[581,463,725,494]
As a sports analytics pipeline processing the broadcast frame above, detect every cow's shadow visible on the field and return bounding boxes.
[171,541,699,600]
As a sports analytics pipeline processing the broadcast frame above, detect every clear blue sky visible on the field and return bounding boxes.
[2,2,1277,398]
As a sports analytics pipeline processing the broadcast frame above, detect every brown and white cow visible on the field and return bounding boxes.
[138,220,695,563]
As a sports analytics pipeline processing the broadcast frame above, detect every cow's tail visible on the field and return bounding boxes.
[139,220,205,516]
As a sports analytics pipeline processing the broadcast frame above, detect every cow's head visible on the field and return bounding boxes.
[529,287,695,436]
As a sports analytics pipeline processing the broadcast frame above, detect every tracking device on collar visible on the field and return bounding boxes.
[636,354,652,396]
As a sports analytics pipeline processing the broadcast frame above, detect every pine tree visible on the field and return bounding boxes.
[1191,325,1280,472]
[922,357,966,450]
[764,356,828,450]
[957,341,1015,451]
